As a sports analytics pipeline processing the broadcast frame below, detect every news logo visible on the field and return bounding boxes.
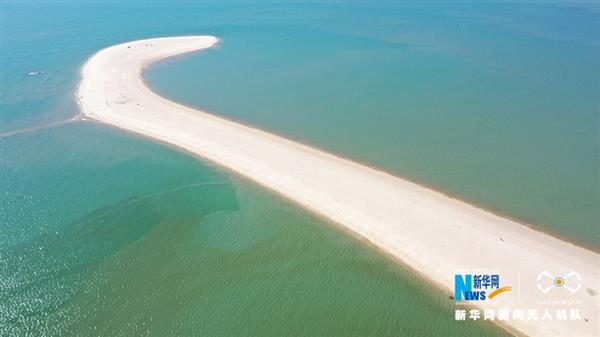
[454,273,511,301]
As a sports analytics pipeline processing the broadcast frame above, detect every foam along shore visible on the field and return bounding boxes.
[78,36,599,337]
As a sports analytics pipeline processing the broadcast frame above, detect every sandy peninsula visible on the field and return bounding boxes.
[77,36,599,337]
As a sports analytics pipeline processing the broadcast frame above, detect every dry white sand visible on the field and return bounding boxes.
[77,36,599,337]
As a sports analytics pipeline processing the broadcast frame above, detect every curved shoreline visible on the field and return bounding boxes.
[77,36,599,337]
[143,75,600,256]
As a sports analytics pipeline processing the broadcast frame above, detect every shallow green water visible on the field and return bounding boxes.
[1,1,597,336]
[1,122,509,337]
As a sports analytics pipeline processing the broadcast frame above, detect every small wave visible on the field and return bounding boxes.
[0,116,81,138]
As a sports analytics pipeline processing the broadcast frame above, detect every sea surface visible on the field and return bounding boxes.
[1,1,598,336]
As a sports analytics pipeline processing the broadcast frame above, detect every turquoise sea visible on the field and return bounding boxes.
[1,1,598,336]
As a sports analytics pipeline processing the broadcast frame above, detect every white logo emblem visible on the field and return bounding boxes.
[536,270,582,294]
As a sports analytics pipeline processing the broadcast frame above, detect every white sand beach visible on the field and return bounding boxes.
[77,36,599,337]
